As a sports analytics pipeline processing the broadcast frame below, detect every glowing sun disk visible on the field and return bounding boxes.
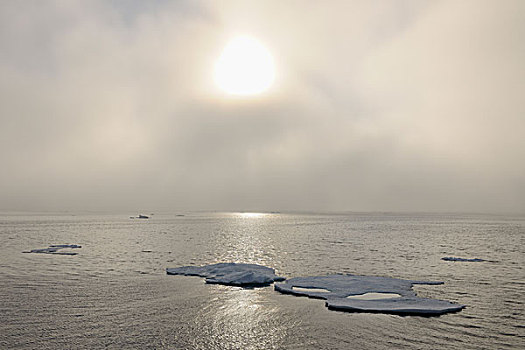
[214,36,275,96]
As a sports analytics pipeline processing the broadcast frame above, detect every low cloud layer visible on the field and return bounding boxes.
[1,0,524,213]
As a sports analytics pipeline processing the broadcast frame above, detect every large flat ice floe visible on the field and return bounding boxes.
[275,274,465,316]
[23,244,82,255]
[166,262,285,287]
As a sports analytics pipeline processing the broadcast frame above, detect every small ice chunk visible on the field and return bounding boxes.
[275,274,464,316]
[166,262,285,287]
[24,244,81,255]
[49,244,82,249]
[442,257,485,262]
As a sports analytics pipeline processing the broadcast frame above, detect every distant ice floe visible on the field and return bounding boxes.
[166,262,285,287]
[442,257,485,262]
[275,274,465,316]
[24,244,81,255]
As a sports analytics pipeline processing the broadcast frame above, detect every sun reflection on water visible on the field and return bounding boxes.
[237,212,268,218]
[196,286,286,349]
[209,213,279,267]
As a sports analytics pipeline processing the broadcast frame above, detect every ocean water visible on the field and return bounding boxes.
[1,212,523,349]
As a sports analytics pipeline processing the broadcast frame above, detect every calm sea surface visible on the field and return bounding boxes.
[1,212,524,349]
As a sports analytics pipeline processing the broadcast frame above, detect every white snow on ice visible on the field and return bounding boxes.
[24,244,82,255]
[275,274,465,316]
[292,286,331,293]
[166,262,285,287]
[346,292,401,300]
[442,257,485,262]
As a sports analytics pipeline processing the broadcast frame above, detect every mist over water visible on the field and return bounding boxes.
[1,1,524,214]
[1,212,523,349]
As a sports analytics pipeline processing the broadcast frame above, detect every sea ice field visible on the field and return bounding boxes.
[1,212,524,349]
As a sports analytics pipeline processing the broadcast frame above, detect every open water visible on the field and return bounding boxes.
[1,212,524,349]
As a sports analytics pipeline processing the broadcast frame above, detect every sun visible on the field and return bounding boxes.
[214,36,275,96]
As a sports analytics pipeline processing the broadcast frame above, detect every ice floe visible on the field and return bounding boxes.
[275,274,465,316]
[442,257,485,262]
[166,262,285,287]
[24,244,81,255]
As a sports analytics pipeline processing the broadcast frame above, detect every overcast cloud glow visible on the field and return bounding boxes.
[1,0,524,213]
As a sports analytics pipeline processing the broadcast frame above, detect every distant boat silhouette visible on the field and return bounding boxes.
[138,214,149,219]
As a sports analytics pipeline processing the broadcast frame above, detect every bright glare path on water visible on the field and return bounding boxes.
[237,212,268,218]
[0,212,524,349]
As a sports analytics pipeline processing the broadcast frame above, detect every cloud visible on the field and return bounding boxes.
[0,0,523,212]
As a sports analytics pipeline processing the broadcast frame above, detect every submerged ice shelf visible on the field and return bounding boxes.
[275,274,465,316]
[23,244,82,255]
[166,262,285,287]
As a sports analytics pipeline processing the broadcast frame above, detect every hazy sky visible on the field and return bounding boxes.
[1,0,524,213]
